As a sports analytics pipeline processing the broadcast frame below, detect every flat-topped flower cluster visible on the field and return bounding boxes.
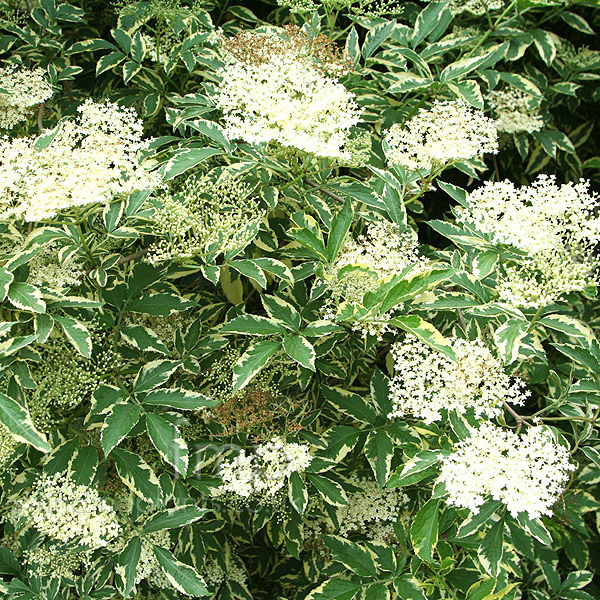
[214,26,361,159]
[0,100,160,222]
[457,175,600,306]
[438,423,575,519]
[10,472,122,549]
[218,437,312,499]
[389,335,528,424]
[384,100,498,172]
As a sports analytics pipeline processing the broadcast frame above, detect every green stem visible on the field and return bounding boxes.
[526,305,545,333]
[464,0,519,59]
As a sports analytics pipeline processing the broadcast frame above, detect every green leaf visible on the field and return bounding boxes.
[133,360,180,393]
[127,293,196,316]
[305,579,361,600]
[288,471,308,514]
[68,445,98,486]
[232,340,281,392]
[532,29,556,66]
[146,413,188,477]
[101,402,141,456]
[411,2,451,47]
[67,38,117,54]
[539,314,596,345]
[516,513,552,545]
[112,447,163,506]
[143,506,210,533]
[261,295,301,331]
[7,282,46,313]
[53,315,92,358]
[118,536,141,599]
[364,430,394,486]
[388,450,442,487]
[533,130,576,158]
[0,268,14,301]
[581,446,600,467]
[121,324,170,354]
[410,498,440,562]
[159,148,222,180]
[326,199,353,263]
[0,391,51,453]
[283,335,316,371]
[560,12,595,35]
[322,386,377,424]
[446,79,483,109]
[494,319,529,364]
[306,473,348,507]
[142,388,217,410]
[96,50,126,75]
[186,119,233,152]
[456,500,503,538]
[321,535,378,577]
[388,316,456,361]
[229,260,268,289]
[388,72,434,94]
[393,575,427,600]
[362,20,395,58]
[153,546,208,597]
[221,315,287,336]
[364,583,389,600]
[478,518,504,577]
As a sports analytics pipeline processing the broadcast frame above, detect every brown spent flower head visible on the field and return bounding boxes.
[221,24,351,76]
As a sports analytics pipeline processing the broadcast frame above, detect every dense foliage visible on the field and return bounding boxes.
[0,1,599,599]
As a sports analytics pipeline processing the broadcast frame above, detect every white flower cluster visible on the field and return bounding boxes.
[388,335,528,424]
[457,175,600,306]
[427,0,504,16]
[384,100,498,172]
[0,65,53,129]
[338,475,409,543]
[24,545,89,580]
[27,243,84,290]
[487,88,544,135]
[0,99,160,221]
[214,29,361,159]
[218,437,312,499]
[12,472,121,548]
[438,423,575,519]
[0,423,18,468]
